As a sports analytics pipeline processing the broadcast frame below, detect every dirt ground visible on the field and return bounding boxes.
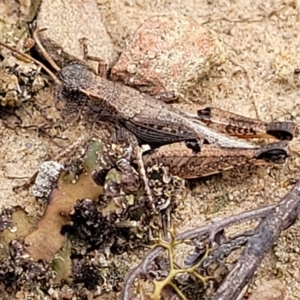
[1,0,300,299]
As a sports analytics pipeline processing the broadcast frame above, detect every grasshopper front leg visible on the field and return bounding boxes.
[114,127,156,212]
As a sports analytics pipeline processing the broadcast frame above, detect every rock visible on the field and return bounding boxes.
[111,12,226,98]
[248,279,286,300]
[36,0,118,72]
[0,0,40,22]
[30,161,64,198]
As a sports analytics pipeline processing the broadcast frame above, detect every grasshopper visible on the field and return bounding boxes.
[0,29,295,207]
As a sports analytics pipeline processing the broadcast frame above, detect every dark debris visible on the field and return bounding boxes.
[0,208,14,232]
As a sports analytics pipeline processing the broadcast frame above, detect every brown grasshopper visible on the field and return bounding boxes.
[0,29,295,204]
[19,30,294,149]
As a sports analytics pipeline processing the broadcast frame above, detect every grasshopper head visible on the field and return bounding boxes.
[54,61,94,124]
[58,61,94,90]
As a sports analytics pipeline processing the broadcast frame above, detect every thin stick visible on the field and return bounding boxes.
[120,203,276,300]
[213,180,300,300]
[32,28,61,72]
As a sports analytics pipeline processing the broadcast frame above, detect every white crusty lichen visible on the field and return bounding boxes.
[30,161,64,198]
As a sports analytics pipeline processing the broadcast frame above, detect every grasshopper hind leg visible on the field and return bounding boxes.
[256,142,290,164]
[265,121,296,141]
[133,145,156,212]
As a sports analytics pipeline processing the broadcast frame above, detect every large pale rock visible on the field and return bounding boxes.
[111,12,226,98]
[36,0,118,72]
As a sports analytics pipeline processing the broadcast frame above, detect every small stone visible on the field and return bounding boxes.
[30,161,64,198]
[127,63,137,74]
[248,279,286,300]
[0,0,40,22]
[9,226,17,233]
[147,51,156,59]
[271,51,300,81]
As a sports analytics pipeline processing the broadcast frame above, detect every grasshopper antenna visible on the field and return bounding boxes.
[32,28,61,73]
[0,29,60,84]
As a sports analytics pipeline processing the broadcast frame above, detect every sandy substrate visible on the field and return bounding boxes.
[1,0,300,299]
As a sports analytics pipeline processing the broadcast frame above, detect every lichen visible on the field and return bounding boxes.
[0,135,186,298]
[24,139,105,262]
